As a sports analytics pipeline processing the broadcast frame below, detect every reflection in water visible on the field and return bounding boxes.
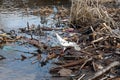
[0,12,40,29]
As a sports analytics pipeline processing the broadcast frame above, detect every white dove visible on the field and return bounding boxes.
[55,33,81,51]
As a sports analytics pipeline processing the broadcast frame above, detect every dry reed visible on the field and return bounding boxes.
[70,0,115,29]
[70,0,120,47]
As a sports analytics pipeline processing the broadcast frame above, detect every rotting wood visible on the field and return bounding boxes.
[89,61,120,80]
[23,37,42,48]
[50,59,86,73]
[72,57,93,78]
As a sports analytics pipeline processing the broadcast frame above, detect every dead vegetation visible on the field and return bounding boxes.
[47,0,120,79]
[69,0,120,47]
[54,0,120,79]
[0,0,120,80]
[70,0,117,29]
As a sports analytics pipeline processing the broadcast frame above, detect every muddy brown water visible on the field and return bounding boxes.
[0,0,71,80]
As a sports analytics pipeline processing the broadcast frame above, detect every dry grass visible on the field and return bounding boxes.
[70,0,120,47]
[70,0,115,29]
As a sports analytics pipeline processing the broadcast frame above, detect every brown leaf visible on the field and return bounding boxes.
[58,68,72,76]
[47,53,57,60]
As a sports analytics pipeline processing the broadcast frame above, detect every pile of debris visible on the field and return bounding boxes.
[0,0,120,80]
[49,0,120,80]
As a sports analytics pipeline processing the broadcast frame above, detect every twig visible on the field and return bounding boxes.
[73,57,93,77]
[92,37,104,43]
[78,74,85,80]
[50,59,85,73]
[31,60,39,64]
[80,57,93,70]
[13,49,36,54]
[80,50,92,55]
[89,61,120,80]
[91,36,109,44]
[103,23,112,33]
[92,61,97,72]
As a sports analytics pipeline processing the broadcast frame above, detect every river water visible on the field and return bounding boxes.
[0,0,70,30]
[0,0,71,80]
